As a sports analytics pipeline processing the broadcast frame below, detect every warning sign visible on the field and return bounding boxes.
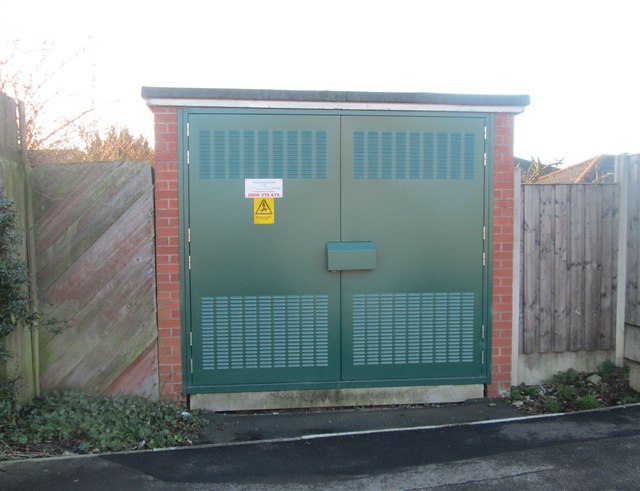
[254,198,274,225]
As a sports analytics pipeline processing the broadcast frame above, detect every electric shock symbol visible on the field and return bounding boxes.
[255,199,273,215]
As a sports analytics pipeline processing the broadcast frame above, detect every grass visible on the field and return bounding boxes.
[510,361,640,414]
[0,390,206,461]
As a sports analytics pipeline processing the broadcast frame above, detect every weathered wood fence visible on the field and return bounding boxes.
[32,161,158,398]
[0,92,39,402]
[520,184,618,352]
[516,155,640,384]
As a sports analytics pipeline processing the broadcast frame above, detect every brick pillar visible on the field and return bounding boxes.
[488,113,515,397]
[151,106,183,400]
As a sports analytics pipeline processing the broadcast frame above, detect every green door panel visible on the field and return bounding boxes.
[187,114,341,387]
[185,111,489,392]
[340,116,486,380]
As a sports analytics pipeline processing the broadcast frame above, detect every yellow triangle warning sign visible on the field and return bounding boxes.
[255,199,273,215]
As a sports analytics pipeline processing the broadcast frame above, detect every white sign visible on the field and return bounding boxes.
[245,179,284,198]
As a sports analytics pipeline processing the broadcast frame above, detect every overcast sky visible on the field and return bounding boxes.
[2,0,639,164]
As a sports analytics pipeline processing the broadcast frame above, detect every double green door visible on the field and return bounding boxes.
[186,111,488,392]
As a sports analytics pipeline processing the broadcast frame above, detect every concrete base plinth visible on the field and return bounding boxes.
[628,363,640,393]
[190,384,484,412]
[517,351,614,386]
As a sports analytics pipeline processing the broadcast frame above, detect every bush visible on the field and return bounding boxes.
[545,396,563,413]
[1,390,206,459]
[510,362,640,414]
[0,196,38,357]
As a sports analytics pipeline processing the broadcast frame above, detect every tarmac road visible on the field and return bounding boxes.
[2,404,640,490]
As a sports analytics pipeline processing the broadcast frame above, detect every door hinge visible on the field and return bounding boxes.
[190,358,194,373]
[482,324,485,339]
[483,226,486,241]
[481,350,485,366]
[482,252,486,267]
[187,149,190,165]
[188,255,191,270]
[187,122,190,137]
[189,331,193,346]
[187,227,191,243]
[483,151,487,167]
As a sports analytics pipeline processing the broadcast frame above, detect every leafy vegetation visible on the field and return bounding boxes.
[0,196,38,358]
[510,361,640,414]
[0,390,206,460]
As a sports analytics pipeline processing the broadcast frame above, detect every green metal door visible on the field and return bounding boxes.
[185,111,488,391]
[187,114,341,389]
[340,116,486,381]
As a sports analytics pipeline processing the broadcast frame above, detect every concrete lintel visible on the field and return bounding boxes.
[190,385,484,412]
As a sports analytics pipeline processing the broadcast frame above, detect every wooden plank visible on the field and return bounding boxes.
[569,185,585,351]
[104,342,159,399]
[538,185,554,352]
[584,185,601,350]
[598,185,617,349]
[522,185,540,353]
[553,185,570,351]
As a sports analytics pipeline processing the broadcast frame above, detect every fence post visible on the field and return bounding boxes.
[0,92,39,402]
[18,101,40,397]
[615,154,629,367]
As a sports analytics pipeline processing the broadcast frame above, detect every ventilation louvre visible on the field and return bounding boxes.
[201,295,329,370]
[352,292,475,366]
[353,131,476,180]
[198,130,328,179]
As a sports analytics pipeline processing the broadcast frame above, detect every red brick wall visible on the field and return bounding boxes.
[150,107,517,400]
[151,106,183,400]
[487,113,515,397]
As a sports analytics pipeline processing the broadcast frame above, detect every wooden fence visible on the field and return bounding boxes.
[0,92,39,402]
[516,155,640,383]
[520,184,619,353]
[32,161,158,398]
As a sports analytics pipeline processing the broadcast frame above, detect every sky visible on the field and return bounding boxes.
[1,0,639,165]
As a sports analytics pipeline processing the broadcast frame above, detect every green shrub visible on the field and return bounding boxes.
[0,196,38,357]
[545,396,563,413]
[3,390,206,456]
[557,384,577,401]
[575,395,602,411]
[550,368,580,386]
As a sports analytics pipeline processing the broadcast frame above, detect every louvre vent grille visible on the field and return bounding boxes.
[352,292,475,365]
[353,131,476,179]
[201,295,329,370]
[197,130,328,179]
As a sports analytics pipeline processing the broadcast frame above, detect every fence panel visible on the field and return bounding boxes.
[520,183,619,355]
[33,161,158,398]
